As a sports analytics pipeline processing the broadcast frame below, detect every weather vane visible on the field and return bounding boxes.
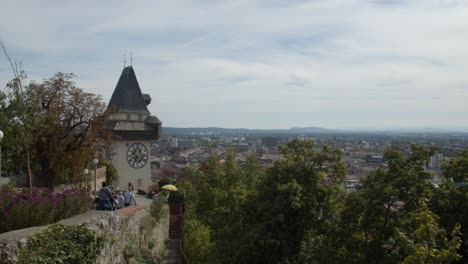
[124,54,126,68]
[130,52,133,66]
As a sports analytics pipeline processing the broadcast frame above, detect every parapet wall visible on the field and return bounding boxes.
[0,204,169,263]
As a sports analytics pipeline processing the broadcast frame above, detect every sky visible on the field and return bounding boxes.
[1,0,468,130]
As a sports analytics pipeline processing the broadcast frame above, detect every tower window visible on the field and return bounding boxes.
[138,114,142,121]
[127,114,131,120]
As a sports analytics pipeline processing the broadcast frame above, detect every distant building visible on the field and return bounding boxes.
[429,153,444,169]
[364,154,384,163]
[170,137,178,148]
[262,136,278,147]
[363,142,371,150]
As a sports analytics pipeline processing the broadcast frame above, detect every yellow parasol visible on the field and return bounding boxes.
[161,184,178,192]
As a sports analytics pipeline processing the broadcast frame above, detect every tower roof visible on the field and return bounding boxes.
[108,66,150,113]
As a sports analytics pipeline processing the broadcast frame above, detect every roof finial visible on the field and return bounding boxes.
[130,52,133,66]
[124,54,126,68]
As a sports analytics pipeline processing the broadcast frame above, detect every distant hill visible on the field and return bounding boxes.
[162,126,333,136]
[289,127,333,133]
[161,126,468,136]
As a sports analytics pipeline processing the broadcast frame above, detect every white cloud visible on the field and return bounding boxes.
[1,0,468,129]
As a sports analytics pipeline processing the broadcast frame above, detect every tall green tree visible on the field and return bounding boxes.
[179,150,264,263]
[1,42,35,186]
[431,150,468,262]
[237,139,346,264]
[330,145,461,263]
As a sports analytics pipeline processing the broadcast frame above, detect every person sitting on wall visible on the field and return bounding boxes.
[116,190,125,210]
[97,182,114,211]
[124,189,137,207]
[111,191,119,210]
[93,197,100,210]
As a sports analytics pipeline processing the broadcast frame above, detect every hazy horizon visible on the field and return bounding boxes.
[1,1,468,130]
[164,125,468,133]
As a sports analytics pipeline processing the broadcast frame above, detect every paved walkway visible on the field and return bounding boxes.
[133,194,153,206]
[164,239,181,264]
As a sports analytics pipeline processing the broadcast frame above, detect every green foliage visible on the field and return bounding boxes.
[431,149,468,261]
[442,150,468,183]
[148,241,155,250]
[17,224,106,264]
[236,139,346,263]
[0,67,36,178]
[242,154,263,192]
[179,142,466,264]
[0,72,112,188]
[177,150,262,263]
[183,218,216,264]
[99,159,119,185]
[398,210,461,264]
[124,241,145,263]
[175,177,199,217]
[329,145,461,263]
[168,190,185,204]
[150,199,167,224]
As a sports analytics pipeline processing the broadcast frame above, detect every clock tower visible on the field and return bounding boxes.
[107,66,161,190]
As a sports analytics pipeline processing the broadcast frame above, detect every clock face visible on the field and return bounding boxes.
[127,143,149,169]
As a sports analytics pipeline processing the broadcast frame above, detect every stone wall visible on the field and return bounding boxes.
[0,204,169,264]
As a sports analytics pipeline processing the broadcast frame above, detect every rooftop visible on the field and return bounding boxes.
[108,66,150,114]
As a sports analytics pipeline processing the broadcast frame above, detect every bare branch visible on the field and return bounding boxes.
[1,41,17,78]
[1,41,32,194]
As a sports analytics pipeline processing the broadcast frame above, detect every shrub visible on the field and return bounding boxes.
[183,218,215,263]
[124,241,145,263]
[148,241,155,250]
[150,199,167,223]
[99,160,119,185]
[17,224,106,264]
[0,186,89,233]
[168,191,185,204]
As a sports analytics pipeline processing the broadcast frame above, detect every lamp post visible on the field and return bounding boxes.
[84,169,89,192]
[0,130,3,178]
[93,158,99,200]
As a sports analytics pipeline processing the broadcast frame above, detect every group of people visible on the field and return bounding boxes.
[95,182,137,211]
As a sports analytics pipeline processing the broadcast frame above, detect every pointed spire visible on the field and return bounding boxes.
[108,66,149,113]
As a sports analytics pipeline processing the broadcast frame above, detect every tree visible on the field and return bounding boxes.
[177,149,265,263]
[1,71,112,188]
[183,218,216,264]
[332,145,461,263]
[431,150,468,262]
[1,41,35,192]
[442,150,468,183]
[99,159,119,185]
[242,153,262,194]
[237,139,346,264]
[29,73,113,188]
[398,209,461,264]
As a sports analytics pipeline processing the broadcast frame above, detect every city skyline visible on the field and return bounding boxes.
[1,1,468,130]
